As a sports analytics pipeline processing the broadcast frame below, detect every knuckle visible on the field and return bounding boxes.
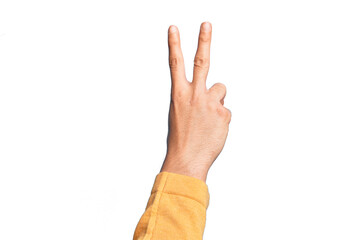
[226,109,232,123]
[218,83,227,91]
[214,82,226,92]
[216,106,226,117]
[200,34,211,43]
[171,87,189,103]
[209,82,227,100]
[206,101,217,111]
[169,57,180,70]
[217,106,232,121]
[194,56,209,69]
[190,92,206,107]
[190,95,201,106]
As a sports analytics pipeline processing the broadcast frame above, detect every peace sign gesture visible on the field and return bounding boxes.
[161,22,231,182]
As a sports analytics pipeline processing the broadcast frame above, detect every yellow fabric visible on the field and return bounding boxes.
[133,171,210,240]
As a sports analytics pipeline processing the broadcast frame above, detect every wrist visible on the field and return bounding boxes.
[160,158,209,182]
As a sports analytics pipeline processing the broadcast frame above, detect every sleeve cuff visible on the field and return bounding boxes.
[151,171,210,209]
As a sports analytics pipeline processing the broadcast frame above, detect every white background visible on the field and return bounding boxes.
[0,0,359,239]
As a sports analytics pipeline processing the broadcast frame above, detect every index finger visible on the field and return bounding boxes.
[168,25,187,91]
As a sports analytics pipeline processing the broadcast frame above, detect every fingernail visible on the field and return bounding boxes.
[169,25,178,33]
[202,22,212,32]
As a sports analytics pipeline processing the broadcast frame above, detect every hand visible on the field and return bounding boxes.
[160,22,232,182]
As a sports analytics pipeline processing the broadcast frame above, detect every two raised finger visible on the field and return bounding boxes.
[193,22,212,91]
[168,25,187,91]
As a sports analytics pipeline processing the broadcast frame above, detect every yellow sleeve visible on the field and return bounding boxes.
[133,171,210,240]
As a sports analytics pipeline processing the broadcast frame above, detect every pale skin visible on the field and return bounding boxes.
[160,22,232,182]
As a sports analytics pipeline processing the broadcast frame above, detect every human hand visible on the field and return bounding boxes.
[160,22,231,182]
